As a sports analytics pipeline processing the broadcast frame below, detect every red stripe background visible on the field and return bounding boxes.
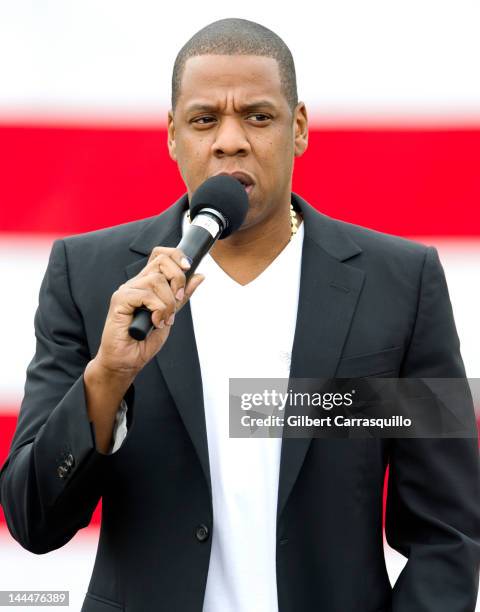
[1,124,479,236]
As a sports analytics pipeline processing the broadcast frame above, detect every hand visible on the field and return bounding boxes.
[93,247,205,381]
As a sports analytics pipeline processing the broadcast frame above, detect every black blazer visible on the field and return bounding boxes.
[1,193,479,612]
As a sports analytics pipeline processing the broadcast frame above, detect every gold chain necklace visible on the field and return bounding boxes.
[186,203,299,241]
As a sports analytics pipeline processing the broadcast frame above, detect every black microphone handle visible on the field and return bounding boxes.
[128,219,220,341]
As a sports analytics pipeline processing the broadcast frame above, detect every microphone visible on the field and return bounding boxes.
[128,175,249,341]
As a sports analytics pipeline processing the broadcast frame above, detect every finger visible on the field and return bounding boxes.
[142,317,174,350]
[149,254,188,301]
[116,274,177,326]
[139,252,191,304]
[143,272,177,323]
[144,247,192,273]
[145,246,177,267]
[112,285,169,320]
[177,274,205,309]
[126,271,176,314]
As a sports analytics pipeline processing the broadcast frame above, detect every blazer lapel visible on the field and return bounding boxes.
[125,194,212,499]
[276,193,365,520]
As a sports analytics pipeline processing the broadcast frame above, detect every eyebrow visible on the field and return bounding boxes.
[185,100,278,114]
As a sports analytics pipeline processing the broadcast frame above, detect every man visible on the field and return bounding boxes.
[1,17,479,612]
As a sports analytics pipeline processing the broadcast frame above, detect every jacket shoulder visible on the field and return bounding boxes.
[61,214,158,253]
[333,216,430,257]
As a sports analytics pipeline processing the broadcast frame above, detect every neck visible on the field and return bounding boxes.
[206,201,303,285]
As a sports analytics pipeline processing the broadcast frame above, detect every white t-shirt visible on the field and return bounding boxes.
[111,210,304,612]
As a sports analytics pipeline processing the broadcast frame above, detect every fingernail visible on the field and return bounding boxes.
[175,287,184,301]
[181,256,192,269]
[166,313,175,326]
[158,320,165,329]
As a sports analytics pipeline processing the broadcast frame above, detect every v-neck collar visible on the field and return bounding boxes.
[181,210,305,290]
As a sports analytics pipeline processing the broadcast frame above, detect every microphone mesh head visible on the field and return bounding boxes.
[189,175,249,239]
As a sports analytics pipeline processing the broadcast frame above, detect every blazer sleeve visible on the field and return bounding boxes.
[0,239,134,554]
[386,246,480,611]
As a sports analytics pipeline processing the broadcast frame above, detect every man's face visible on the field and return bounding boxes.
[167,54,308,231]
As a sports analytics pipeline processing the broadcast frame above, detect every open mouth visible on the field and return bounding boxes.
[214,171,255,195]
[238,182,254,195]
[224,173,255,195]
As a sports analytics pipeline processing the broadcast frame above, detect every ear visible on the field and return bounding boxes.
[293,102,308,158]
[167,110,177,161]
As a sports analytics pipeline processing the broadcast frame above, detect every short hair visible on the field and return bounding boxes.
[171,18,298,116]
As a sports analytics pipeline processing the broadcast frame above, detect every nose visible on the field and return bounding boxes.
[211,117,250,157]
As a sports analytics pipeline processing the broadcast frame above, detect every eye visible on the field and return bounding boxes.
[248,113,271,122]
[192,116,216,125]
